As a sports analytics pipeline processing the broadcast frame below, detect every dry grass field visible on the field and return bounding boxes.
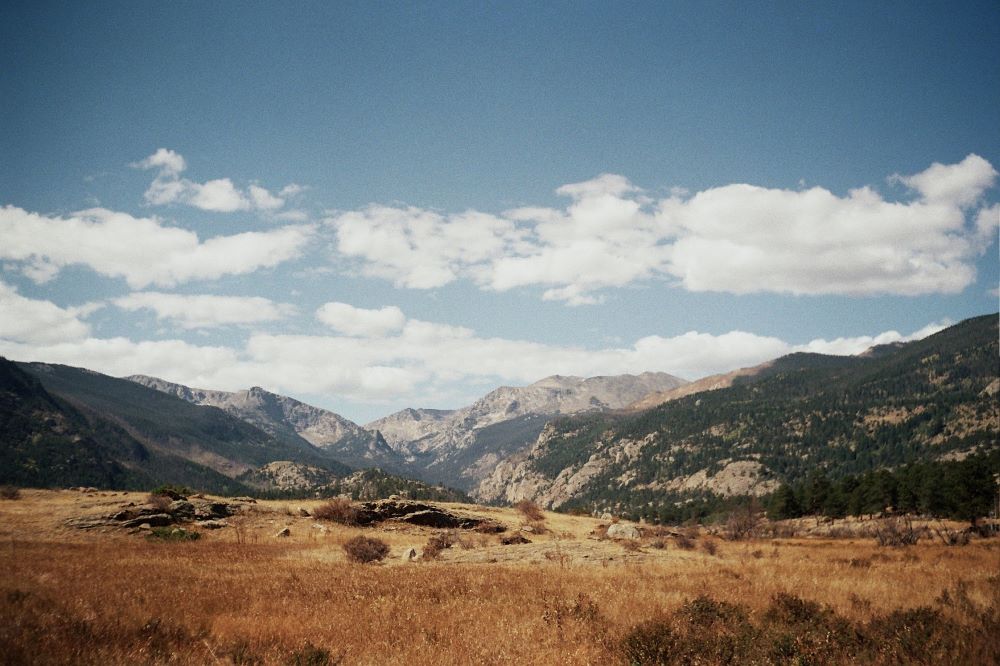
[1,489,997,665]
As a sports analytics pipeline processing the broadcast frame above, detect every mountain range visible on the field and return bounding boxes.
[1,314,996,511]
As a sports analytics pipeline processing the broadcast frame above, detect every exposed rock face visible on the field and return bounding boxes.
[476,427,778,510]
[239,461,338,492]
[367,372,687,492]
[127,375,404,471]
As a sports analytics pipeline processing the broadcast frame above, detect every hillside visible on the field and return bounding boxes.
[0,358,253,494]
[367,372,687,491]
[127,376,406,473]
[479,314,999,516]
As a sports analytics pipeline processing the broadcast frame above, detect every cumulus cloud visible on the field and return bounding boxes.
[0,205,313,288]
[0,303,949,407]
[315,302,406,337]
[0,281,96,344]
[327,156,998,303]
[134,148,294,213]
[114,292,296,329]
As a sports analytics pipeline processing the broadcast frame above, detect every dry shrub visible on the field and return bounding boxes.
[313,498,359,526]
[288,642,342,665]
[700,538,718,556]
[147,493,172,512]
[621,540,642,553]
[874,517,920,547]
[514,499,545,522]
[650,538,667,550]
[0,486,21,500]
[674,533,695,550]
[341,536,389,564]
[422,532,457,560]
[473,520,506,534]
[723,501,763,540]
[932,522,971,546]
[591,524,610,540]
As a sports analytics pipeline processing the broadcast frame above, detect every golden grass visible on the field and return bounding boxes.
[1,490,997,664]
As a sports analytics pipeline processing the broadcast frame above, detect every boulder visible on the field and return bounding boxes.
[122,513,173,528]
[167,500,195,520]
[275,527,291,538]
[402,547,418,561]
[607,523,641,540]
[501,534,531,545]
[298,507,311,517]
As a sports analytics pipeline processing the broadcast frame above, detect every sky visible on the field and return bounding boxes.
[1,1,998,424]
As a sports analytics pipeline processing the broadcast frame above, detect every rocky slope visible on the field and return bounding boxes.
[127,376,406,473]
[478,315,999,516]
[238,461,467,501]
[367,372,687,492]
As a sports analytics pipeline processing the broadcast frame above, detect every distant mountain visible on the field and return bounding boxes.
[367,372,688,491]
[126,375,406,472]
[478,314,999,517]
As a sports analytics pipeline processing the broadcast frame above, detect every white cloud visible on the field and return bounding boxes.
[132,148,186,176]
[315,302,406,337]
[330,205,521,289]
[114,292,296,329]
[0,205,314,288]
[0,281,95,344]
[134,148,294,213]
[327,156,998,302]
[891,154,997,208]
[0,296,950,407]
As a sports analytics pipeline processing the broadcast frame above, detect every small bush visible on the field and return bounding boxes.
[422,532,457,560]
[674,533,695,550]
[313,498,360,526]
[514,499,545,522]
[621,540,642,553]
[150,484,190,500]
[147,493,172,511]
[874,517,920,547]
[287,642,342,665]
[0,485,21,500]
[147,527,200,542]
[341,536,389,564]
[650,538,667,549]
[701,538,718,555]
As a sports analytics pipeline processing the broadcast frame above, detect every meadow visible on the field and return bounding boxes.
[0,489,997,665]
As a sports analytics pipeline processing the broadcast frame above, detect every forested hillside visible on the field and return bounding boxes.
[479,314,999,520]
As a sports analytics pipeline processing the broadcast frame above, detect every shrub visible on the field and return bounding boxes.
[422,532,457,560]
[0,485,21,500]
[147,493,172,512]
[874,517,920,547]
[147,527,200,542]
[514,499,545,522]
[341,536,389,564]
[701,538,718,556]
[313,498,360,526]
[150,484,190,500]
[287,642,342,665]
[619,616,677,665]
[674,533,695,550]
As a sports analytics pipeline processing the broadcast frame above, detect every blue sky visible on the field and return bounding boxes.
[1,1,998,423]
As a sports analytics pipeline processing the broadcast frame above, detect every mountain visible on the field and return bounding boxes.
[367,372,688,491]
[478,314,999,516]
[126,375,406,472]
[1,358,259,494]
